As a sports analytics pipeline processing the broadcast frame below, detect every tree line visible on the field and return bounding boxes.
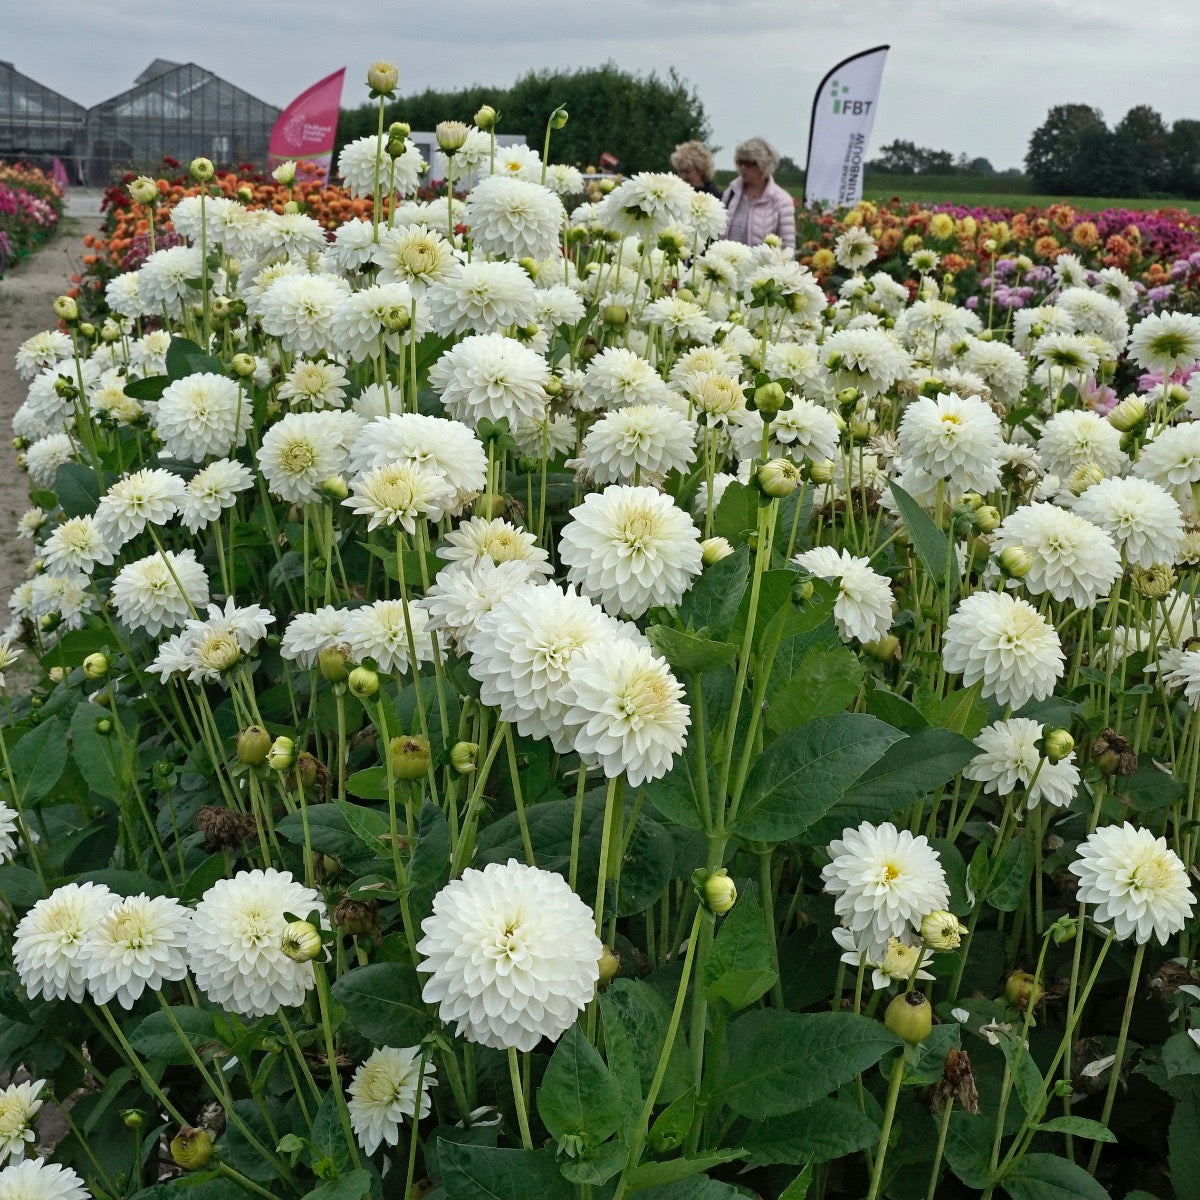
[1025,104,1200,198]
[335,64,710,175]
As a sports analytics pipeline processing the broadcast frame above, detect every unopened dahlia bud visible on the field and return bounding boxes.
[756,458,801,498]
[700,536,734,565]
[1131,563,1174,598]
[100,319,121,342]
[1068,462,1103,496]
[272,160,297,186]
[318,644,350,682]
[474,104,498,130]
[53,295,78,323]
[170,1128,214,1171]
[921,910,968,950]
[973,505,1001,533]
[1004,970,1042,1012]
[597,945,621,987]
[189,157,215,182]
[753,381,787,416]
[602,303,629,327]
[864,634,901,662]
[1049,915,1079,945]
[436,121,469,155]
[885,990,933,1044]
[122,1109,144,1130]
[83,652,109,680]
[548,106,569,130]
[694,867,738,915]
[367,61,399,95]
[281,919,323,963]
[389,735,431,781]
[78,321,96,340]
[348,666,380,699]
[808,458,836,485]
[997,545,1032,579]
[388,120,411,141]
[267,735,296,772]
[449,741,478,774]
[129,175,158,205]
[1040,728,1074,763]
[1108,394,1146,433]
[236,185,253,203]
[231,352,256,378]
[237,724,272,766]
[319,475,349,503]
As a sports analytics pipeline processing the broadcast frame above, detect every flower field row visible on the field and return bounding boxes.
[4,72,1200,1200]
[0,163,63,274]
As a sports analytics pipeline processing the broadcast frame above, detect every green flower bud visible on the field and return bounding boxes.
[170,1127,214,1171]
[808,458,836,485]
[1108,395,1146,433]
[1041,728,1074,763]
[753,381,787,415]
[78,322,96,340]
[436,120,469,154]
[1131,563,1175,599]
[973,505,1001,533]
[319,475,349,503]
[1067,462,1103,496]
[389,735,431,781]
[189,157,215,182]
[1049,915,1079,945]
[755,458,801,498]
[100,319,121,342]
[597,945,621,988]
[367,61,399,96]
[921,910,968,950]
[602,304,629,327]
[83,652,109,680]
[267,735,296,772]
[317,645,350,683]
[96,718,113,736]
[450,741,479,774]
[388,120,411,140]
[548,106,569,130]
[121,1109,144,1130]
[700,536,734,565]
[280,919,323,963]
[998,545,1032,579]
[864,634,901,663]
[885,990,933,1044]
[693,867,737,915]
[237,725,272,766]
[1004,971,1042,1012]
[128,175,159,205]
[348,666,380,699]
[53,295,78,323]
[474,104,498,131]
[231,352,256,378]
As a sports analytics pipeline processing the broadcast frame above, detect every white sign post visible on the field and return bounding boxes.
[804,45,890,209]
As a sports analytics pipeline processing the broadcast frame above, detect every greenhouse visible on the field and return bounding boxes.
[81,59,279,185]
[0,61,86,179]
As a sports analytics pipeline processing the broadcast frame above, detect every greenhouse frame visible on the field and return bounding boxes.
[0,61,87,178]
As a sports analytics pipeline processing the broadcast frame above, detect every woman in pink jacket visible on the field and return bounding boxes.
[721,137,796,251]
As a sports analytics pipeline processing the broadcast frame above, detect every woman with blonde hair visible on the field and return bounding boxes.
[670,140,720,197]
[722,136,796,250]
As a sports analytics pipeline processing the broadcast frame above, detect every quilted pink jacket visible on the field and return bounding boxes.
[721,177,797,250]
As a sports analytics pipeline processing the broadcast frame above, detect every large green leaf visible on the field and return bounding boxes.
[1170,1092,1200,1200]
[70,702,123,801]
[128,1007,218,1066]
[890,480,959,593]
[626,1150,747,1191]
[766,645,864,731]
[1001,1153,1110,1200]
[54,461,105,518]
[599,980,691,1106]
[331,963,430,1046]
[647,625,739,675]
[942,1108,993,1189]
[722,1010,901,1117]
[732,715,904,843]
[739,1097,879,1165]
[166,336,223,379]
[679,543,750,638]
[536,1025,624,1147]
[439,1140,572,1200]
[702,887,777,1012]
[9,718,67,804]
[301,1170,374,1200]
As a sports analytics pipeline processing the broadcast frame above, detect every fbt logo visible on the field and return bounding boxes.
[830,79,873,117]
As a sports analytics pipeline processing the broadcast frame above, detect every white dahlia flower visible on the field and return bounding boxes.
[579,403,697,485]
[338,133,423,199]
[280,606,355,669]
[1134,422,1200,494]
[331,282,428,362]
[424,558,545,653]
[344,462,456,532]
[582,348,674,412]
[278,359,350,411]
[1072,475,1185,567]
[348,1046,436,1155]
[138,245,204,313]
[257,410,358,503]
[0,802,18,864]
[110,549,210,637]
[1038,409,1128,479]
[155,372,251,463]
[40,516,113,576]
[897,391,1003,493]
[93,467,187,549]
[438,516,552,576]
[962,717,1079,809]
[559,486,702,618]
[345,599,437,677]
[372,224,457,293]
[772,398,841,464]
[821,822,949,960]
[79,893,192,1008]
[1070,823,1194,944]
[425,261,539,336]
[1127,311,1200,371]
[942,591,1064,711]
[560,641,690,786]
[0,1159,90,1200]
[465,175,566,262]
[0,1078,44,1165]
[181,459,255,533]
[24,435,76,491]
[794,546,894,644]
[13,882,115,1002]
[258,273,352,357]
[417,860,602,1052]
[191,869,327,1017]
[428,334,549,426]
[14,330,71,381]
[822,328,912,399]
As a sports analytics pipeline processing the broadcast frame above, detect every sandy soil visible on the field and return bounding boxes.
[0,191,107,610]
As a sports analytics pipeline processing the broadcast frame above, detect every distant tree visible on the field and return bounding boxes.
[335,64,710,175]
[1109,105,1172,196]
[1025,104,1110,194]
[868,139,957,174]
[957,154,995,175]
[1169,119,1200,198]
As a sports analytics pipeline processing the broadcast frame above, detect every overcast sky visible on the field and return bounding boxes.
[9,0,1200,173]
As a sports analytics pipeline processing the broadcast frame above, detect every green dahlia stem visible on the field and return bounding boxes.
[865,1049,907,1200]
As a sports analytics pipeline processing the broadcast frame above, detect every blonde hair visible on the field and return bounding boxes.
[670,140,714,182]
[734,137,780,177]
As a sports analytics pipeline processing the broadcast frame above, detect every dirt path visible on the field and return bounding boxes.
[0,190,107,610]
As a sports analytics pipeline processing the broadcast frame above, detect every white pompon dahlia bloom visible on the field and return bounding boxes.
[280,605,356,669]
[348,1046,436,1155]
[794,546,895,644]
[962,717,1080,810]
[181,459,255,534]
[559,641,690,786]
[79,893,192,1008]
[558,485,702,618]
[1037,409,1128,480]
[465,175,566,262]
[190,869,327,1018]
[1071,475,1185,567]
[942,591,1064,711]
[110,549,210,637]
[0,1078,44,1165]
[0,1159,90,1200]
[427,333,550,426]
[438,515,552,575]
[821,822,949,960]
[345,599,437,676]
[348,413,487,508]
[257,411,358,503]
[896,391,1003,492]
[424,260,539,337]
[40,516,114,576]
[991,502,1121,608]
[154,372,251,463]
[1127,311,1200,371]
[0,802,18,864]
[1070,823,1194,944]
[417,860,602,1052]
[93,467,187,549]
[13,882,115,1002]
[1134,422,1200,494]
[343,462,456,532]
[578,403,697,484]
